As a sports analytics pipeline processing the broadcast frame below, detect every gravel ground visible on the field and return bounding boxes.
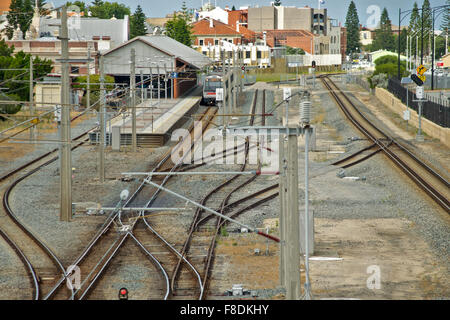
[208,78,449,299]
[0,113,98,176]
[1,78,448,299]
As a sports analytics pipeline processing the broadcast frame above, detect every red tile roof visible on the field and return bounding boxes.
[191,18,241,36]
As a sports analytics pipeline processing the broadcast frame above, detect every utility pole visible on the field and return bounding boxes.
[59,5,72,222]
[278,133,287,287]
[131,48,137,152]
[157,64,160,102]
[286,132,300,300]
[86,46,90,111]
[232,50,236,112]
[221,51,226,127]
[171,58,175,99]
[29,57,35,140]
[99,55,105,182]
[140,69,144,102]
[164,63,168,100]
[149,66,153,103]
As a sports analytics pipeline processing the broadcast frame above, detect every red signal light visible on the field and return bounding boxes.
[119,287,128,300]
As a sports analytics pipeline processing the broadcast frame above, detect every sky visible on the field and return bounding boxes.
[51,0,447,28]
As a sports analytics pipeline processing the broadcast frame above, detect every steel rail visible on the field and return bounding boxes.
[322,76,449,213]
[201,89,262,297]
[169,91,259,296]
[58,107,215,300]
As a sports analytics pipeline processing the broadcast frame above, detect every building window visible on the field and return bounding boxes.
[257,51,261,59]
[246,51,250,59]
[200,39,204,45]
[71,66,79,74]
[229,39,232,43]
[215,39,219,45]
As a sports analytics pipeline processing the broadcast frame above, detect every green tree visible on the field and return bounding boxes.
[286,46,305,55]
[398,28,408,54]
[421,0,432,55]
[441,0,450,32]
[165,14,193,47]
[408,2,420,59]
[89,1,130,19]
[66,1,88,15]
[0,40,52,118]
[19,0,34,33]
[274,0,282,6]
[345,1,360,55]
[372,8,395,52]
[130,5,147,39]
[73,74,115,107]
[231,5,236,11]
[434,35,446,60]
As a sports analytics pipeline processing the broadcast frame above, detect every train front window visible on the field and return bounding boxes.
[204,80,222,92]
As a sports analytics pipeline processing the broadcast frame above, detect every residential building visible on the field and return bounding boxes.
[340,27,347,61]
[0,0,11,14]
[227,8,256,43]
[7,40,99,76]
[191,18,242,47]
[327,18,341,55]
[196,42,271,68]
[262,29,315,54]
[198,6,229,24]
[360,28,373,46]
[39,16,129,51]
[248,5,327,35]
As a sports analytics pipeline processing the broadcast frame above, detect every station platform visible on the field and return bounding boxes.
[90,87,201,148]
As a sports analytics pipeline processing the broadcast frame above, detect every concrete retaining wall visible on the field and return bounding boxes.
[375,88,450,148]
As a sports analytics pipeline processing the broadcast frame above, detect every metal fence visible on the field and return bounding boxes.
[348,73,372,93]
[387,77,450,128]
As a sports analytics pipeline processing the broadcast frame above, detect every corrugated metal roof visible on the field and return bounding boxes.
[138,36,212,69]
[39,17,128,49]
[104,35,212,70]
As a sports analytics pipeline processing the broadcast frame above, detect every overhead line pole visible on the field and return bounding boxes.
[86,46,90,114]
[131,48,137,152]
[59,5,72,222]
[99,55,105,182]
[29,57,35,140]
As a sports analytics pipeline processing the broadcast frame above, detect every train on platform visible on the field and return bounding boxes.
[201,74,223,106]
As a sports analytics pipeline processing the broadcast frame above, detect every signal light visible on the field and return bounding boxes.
[312,60,316,68]
[119,287,128,300]
[241,66,245,71]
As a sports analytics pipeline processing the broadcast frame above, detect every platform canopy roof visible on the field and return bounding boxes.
[102,35,212,75]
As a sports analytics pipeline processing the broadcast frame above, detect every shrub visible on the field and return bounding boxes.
[374,55,406,69]
[0,93,22,121]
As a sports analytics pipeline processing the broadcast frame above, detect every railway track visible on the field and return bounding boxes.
[0,109,107,300]
[321,75,449,213]
[44,107,217,300]
[170,89,280,299]
[1,90,281,300]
